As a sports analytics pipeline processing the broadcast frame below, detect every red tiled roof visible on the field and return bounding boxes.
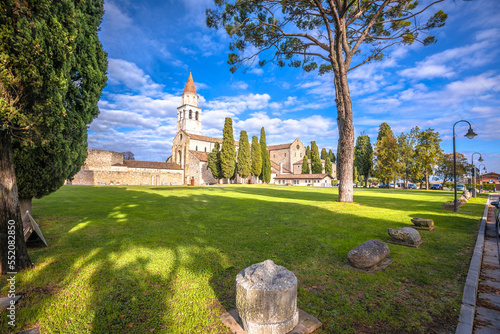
[274,173,333,180]
[186,132,239,146]
[113,160,182,170]
[189,150,210,162]
[183,72,197,95]
[267,143,292,151]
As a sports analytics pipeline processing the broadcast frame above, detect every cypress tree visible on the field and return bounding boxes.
[208,142,223,181]
[325,156,333,175]
[220,117,236,179]
[237,130,251,179]
[329,149,336,163]
[305,145,311,159]
[259,127,272,183]
[250,136,262,179]
[0,0,107,272]
[301,155,310,174]
[321,148,328,160]
[311,141,322,174]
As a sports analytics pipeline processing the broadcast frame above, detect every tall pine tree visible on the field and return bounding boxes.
[208,142,223,181]
[329,149,336,163]
[321,148,328,160]
[311,141,322,174]
[250,136,262,182]
[237,130,251,180]
[301,155,310,174]
[259,127,271,183]
[325,156,333,175]
[374,123,398,187]
[354,133,373,188]
[220,117,236,180]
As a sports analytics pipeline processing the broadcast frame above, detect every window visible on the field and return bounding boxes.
[273,154,276,158]
[180,134,183,140]
[296,145,300,149]
[196,111,199,121]
[189,110,192,119]
[196,146,198,151]
[285,153,286,157]
[204,147,207,152]
[300,153,303,157]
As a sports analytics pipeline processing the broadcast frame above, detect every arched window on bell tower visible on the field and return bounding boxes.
[195,111,199,121]
[189,110,192,119]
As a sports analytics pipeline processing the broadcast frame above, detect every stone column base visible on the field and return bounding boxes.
[243,310,298,334]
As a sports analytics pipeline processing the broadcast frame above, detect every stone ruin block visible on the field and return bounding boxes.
[347,239,391,271]
[410,218,435,231]
[387,227,422,247]
[236,259,298,334]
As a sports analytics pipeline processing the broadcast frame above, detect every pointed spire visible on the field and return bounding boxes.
[183,72,197,95]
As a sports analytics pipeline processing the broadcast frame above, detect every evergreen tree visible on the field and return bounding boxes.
[325,156,333,175]
[259,127,272,183]
[310,141,322,174]
[305,145,311,159]
[208,142,223,181]
[301,155,310,174]
[220,117,236,179]
[416,128,443,190]
[329,149,336,163]
[0,0,107,273]
[237,130,251,179]
[374,123,398,187]
[321,148,328,160]
[354,133,373,188]
[250,136,262,180]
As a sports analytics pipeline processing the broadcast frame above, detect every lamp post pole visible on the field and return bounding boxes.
[471,152,483,199]
[453,120,477,212]
[478,164,486,193]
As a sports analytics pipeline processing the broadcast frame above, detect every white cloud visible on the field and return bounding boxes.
[107,58,164,96]
[232,81,249,90]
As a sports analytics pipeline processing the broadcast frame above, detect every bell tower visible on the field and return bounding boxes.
[177,72,202,135]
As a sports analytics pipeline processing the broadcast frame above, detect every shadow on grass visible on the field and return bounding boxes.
[0,185,487,333]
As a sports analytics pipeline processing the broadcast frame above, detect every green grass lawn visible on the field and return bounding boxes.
[0,185,488,333]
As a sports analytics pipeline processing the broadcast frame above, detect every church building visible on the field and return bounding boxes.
[71,73,335,186]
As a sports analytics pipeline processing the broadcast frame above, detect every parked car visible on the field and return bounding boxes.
[430,183,443,190]
[379,183,386,188]
[456,184,465,191]
[389,183,399,188]
[408,183,417,189]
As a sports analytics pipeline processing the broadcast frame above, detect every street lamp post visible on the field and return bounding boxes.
[471,152,483,199]
[478,164,487,193]
[453,120,477,212]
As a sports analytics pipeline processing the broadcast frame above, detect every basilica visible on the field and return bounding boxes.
[71,73,335,186]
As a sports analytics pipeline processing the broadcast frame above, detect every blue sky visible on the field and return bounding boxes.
[89,0,500,174]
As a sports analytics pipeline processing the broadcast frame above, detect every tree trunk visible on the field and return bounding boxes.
[0,130,32,273]
[364,174,368,188]
[425,170,429,190]
[332,58,354,203]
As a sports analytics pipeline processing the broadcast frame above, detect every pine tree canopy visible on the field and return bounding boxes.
[250,135,262,177]
[237,130,251,179]
[259,127,271,183]
[310,141,322,174]
[220,117,236,179]
[208,142,223,180]
[301,155,310,174]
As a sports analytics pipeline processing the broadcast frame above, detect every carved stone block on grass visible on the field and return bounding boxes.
[236,259,298,334]
[410,218,435,231]
[387,227,422,247]
[347,239,391,272]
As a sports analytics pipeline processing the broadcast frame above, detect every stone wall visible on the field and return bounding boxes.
[84,149,123,170]
[71,168,183,186]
